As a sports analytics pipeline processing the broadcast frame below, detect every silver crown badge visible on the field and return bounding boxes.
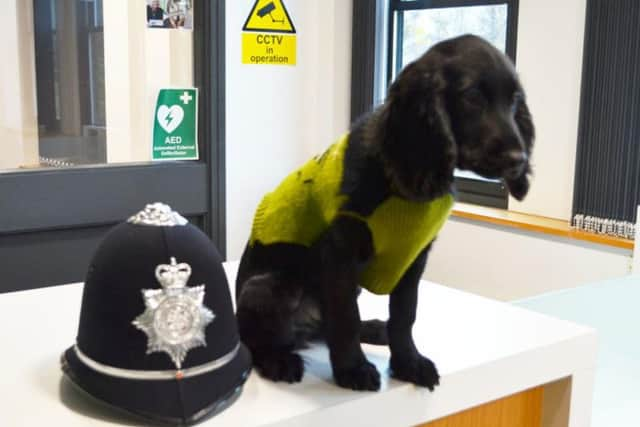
[128,203,188,227]
[132,258,215,370]
[156,258,192,289]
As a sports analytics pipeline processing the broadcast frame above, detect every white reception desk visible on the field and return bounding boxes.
[1,262,597,427]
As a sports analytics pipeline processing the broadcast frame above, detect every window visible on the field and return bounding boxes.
[4,0,197,171]
[388,0,516,80]
[352,0,520,209]
[0,1,226,292]
[33,0,107,168]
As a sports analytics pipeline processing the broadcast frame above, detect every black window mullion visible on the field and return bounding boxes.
[394,10,404,78]
[386,1,396,88]
[504,0,518,61]
[194,0,226,254]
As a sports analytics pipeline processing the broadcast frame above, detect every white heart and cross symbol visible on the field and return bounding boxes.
[157,105,185,134]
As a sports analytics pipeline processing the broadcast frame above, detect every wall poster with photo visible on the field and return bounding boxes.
[146,0,194,29]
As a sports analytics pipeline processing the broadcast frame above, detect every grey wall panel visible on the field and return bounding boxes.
[0,163,208,235]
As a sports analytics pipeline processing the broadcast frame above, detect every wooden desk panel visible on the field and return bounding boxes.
[421,386,543,427]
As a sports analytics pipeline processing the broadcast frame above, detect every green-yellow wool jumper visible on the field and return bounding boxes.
[250,134,454,295]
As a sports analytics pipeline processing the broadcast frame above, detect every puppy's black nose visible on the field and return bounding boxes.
[503,150,527,178]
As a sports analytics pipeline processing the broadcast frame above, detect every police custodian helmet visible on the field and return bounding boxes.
[61,203,251,425]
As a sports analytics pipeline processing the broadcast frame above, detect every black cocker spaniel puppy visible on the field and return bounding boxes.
[236,35,534,391]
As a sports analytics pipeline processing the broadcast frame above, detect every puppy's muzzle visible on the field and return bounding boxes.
[502,150,528,179]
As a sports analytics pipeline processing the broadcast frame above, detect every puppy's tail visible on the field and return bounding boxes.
[360,319,388,345]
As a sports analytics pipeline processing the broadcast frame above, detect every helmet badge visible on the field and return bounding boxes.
[132,258,215,369]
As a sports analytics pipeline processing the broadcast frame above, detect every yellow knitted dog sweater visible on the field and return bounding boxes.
[250,134,454,295]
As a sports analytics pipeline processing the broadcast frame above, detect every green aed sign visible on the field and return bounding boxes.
[152,88,198,161]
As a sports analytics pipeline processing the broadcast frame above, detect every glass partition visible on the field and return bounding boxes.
[1,0,194,171]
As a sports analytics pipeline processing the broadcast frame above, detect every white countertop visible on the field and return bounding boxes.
[516,275,640,427]
[1,262,597,427]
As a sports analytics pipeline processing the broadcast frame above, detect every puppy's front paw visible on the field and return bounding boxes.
[334,360,381,391]
[390,353,440,391]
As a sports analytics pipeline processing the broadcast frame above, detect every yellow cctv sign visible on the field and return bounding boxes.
[242,0,296,66]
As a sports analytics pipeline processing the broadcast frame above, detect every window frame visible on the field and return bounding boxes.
[351,0,519,209]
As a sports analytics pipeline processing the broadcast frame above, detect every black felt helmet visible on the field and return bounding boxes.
[61,203,251,425]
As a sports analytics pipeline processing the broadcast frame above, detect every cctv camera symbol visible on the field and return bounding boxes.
[257,2,285,24]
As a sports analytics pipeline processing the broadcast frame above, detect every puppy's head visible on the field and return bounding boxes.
[376,34,534,201]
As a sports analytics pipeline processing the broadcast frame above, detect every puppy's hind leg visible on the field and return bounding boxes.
[236,273,305,383]
[360,319,388,345]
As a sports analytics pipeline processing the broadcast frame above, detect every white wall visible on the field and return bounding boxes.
[226,0,352,259]
[509,0,587,220]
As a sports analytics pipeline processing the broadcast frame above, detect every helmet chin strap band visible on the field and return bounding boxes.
[72,343,240,381]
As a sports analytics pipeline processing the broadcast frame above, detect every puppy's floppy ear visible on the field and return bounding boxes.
[514,97,534,156]
[506,97,535,200]
[373,60,457,200]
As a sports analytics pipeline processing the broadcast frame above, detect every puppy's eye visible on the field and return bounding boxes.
[462,87,486,109]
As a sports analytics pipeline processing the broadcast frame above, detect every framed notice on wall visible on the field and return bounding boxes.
[146,0,194,30]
